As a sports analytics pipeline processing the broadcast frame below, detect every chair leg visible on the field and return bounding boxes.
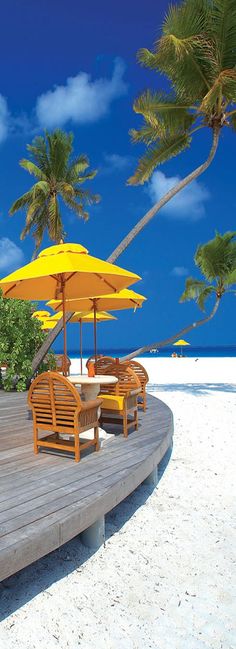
[143,391,147,412]
[134,407,138,430]
[74,434,80,463]
[94,426,99,451]
[33,424,39,454]
[123,409,128,437]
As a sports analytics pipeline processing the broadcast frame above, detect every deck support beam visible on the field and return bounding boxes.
[143,465,159,486]
[80,516,105,549]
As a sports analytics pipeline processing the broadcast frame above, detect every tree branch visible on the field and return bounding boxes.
[120,298,220,362]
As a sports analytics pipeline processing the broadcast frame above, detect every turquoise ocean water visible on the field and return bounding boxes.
[68,346,236,359]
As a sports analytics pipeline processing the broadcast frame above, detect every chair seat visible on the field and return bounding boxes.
[100,394,125,411]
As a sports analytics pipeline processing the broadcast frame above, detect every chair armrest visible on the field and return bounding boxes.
[130,387,142,397]
[81,398,103,412]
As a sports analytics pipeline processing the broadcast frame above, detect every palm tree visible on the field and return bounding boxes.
[10,129,100,257]
[120,231,236,362]
[107,0,236,263]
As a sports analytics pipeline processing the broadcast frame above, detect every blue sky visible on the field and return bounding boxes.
[0,0,235,353]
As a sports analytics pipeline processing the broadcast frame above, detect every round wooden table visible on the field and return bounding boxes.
[68,374,118,401]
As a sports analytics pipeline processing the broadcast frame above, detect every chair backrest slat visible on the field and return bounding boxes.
[28,372,81,431]
[101,362,141,395]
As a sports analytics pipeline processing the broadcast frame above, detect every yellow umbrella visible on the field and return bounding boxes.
[48,288,146,313]
[48,310,117,373]
[48,288,146,368]
[0,242,140,375]
[41,319,57,331]
[173,339,190,356]
[32,310,51,321]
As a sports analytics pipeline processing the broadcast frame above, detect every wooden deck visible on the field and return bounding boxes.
[0,390,173,582]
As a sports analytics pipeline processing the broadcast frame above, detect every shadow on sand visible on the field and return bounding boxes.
[148,382,236,396]
[0,446,172,621]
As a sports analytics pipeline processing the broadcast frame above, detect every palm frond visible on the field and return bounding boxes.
[62,194,89,221]
[19,159,46,180]
[195,231,236,281]
[9,190,33,215]
[179,277,215,311]
[137,48,160,70]
[211,0,236,71]
[153,0,216,102]
[130,125,164,145]
[73,188,100,205]
[200,69,236,114]
[128,133,191,184]
[180,277,208,301]
[224,268,236,286]
[32,181,50,197]
[68,155,90,176]
[229,111,236,130]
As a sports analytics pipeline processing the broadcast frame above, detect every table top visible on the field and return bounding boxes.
[68,374,118,385]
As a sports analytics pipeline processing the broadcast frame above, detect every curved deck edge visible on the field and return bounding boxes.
[0,394,173,581]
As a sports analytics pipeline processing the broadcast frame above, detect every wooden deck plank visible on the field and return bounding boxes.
[0,390,173,581]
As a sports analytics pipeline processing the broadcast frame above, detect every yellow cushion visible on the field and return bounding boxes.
[100,394,125,411]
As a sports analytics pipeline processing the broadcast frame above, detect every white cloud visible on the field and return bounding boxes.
[0,238,24,273]
[148,170,210,221]
[171,266,189,277]
[36,58,127,128]
[102,152,132,174]
[0,95,10,143]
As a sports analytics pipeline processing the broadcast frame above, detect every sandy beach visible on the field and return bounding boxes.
[0,357,235,649]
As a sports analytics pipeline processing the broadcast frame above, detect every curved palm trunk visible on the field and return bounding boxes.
[107,127,220,263]
[120,298,220,362]
[31,128,220,376]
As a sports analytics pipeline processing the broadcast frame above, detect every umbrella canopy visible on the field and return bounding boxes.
[0,242,140,375]
[48,288,146,313]
[49,311,117,324]
[0,243,140,301]
[41,320,57,331]
[48,287,146,369]
[173,339,190,356]
[47,310,117,372]
[32,310,51,321]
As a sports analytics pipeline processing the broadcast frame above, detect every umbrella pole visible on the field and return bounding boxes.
[62,279,67,377]
[93,299,97,373]
[80,320,83,374]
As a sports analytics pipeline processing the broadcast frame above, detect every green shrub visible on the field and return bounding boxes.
[0,293,55,391]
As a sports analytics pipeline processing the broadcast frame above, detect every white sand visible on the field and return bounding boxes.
[0,357,236,649]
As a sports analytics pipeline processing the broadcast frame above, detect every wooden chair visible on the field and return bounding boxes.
[99,363,142,437]
[86,355,114,373]
[28,372,102,462]
[122,360,149,411]
[55,354,71,376]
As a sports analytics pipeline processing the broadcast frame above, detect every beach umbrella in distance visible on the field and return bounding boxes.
[47,288,146,369]
[41,319,57,331]
[49,310,117,373]
[32,310,51,322]
[173,339,190,356]
[0,242,141,375]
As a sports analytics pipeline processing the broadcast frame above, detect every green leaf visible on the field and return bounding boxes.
[128,133,191,184]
